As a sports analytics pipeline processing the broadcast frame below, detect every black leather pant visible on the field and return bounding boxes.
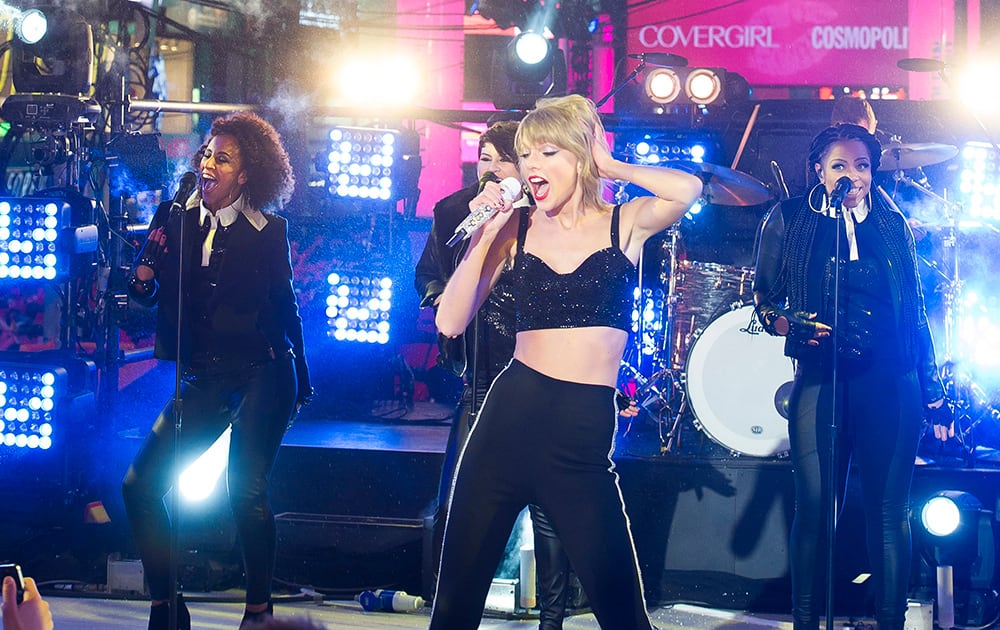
[788,361,922,630]
[122,354,297,604]
[431,360,652,630]
[437,385,572,629]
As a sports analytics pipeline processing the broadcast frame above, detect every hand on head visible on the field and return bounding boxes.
[2,575,53,630]
[590,121,615,179]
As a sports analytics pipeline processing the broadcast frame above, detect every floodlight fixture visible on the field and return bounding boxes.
[15,9,47,45]
[511,31,550,74]
[644,68,681,104]
[917,490,987,568]
[0,194,97,281]
[11,6,95,95]
[0,353,95,453]
[634,66,748,112]
[958,141,1000,222]
[685,68,723,105]
[491,31,567,110]
[326,271,393,344]
[324,127,420,202]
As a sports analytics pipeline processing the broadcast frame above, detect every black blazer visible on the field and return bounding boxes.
[129,197,311,393]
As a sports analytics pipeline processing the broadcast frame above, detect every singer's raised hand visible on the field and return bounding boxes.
[590,120,616,179]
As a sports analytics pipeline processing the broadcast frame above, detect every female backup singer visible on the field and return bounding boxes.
[431,94,702,629]
[122,111,312,630]
[752,123,953,630]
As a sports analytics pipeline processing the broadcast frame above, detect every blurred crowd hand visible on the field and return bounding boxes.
[2,576,52,630]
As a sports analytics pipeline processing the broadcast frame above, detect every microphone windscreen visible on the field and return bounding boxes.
[500,177,524,202]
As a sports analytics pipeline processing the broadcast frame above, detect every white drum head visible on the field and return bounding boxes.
[685,305,794,457]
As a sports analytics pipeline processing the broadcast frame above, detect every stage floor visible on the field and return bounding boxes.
[43,593,809,629]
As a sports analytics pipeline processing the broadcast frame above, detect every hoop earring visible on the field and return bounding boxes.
[807,183,827,213]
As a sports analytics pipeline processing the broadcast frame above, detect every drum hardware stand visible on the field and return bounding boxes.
[929,200,1000,464]
[893,178,1000,463]
[655,224,691,453]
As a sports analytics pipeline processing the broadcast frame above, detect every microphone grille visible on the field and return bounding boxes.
[500,177,524,201]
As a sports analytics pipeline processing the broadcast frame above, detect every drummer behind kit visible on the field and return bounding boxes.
[620,121,1000,463]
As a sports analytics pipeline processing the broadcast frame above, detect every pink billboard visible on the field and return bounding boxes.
[626,0,957,91]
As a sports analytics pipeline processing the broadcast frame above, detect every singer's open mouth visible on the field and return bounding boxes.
[528,176,549,201]
[201,175,217,194]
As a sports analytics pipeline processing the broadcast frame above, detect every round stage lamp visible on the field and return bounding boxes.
[921,491,981,537]
[15,9,47,45]
[645,68,681,104]
[512,31,550,68]
[686,69,723,105]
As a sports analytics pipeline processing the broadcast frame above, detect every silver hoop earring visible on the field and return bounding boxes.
[807,183,827,213]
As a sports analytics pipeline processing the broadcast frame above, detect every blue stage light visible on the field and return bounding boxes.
[326,272,393,344]
[631,286,665,357]
[958,142,1000,223]
[0,363,64,450]
[325,127,420,203]
[0,195,96,281]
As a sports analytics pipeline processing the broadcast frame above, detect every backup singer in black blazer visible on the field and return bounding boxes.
[122,112,312,630]
[753,124,950,630]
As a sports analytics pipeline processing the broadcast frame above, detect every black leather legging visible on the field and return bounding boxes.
[430,360,653,630]
[437,394,572,629]
[122,355,296,604]
[788,361,923,630]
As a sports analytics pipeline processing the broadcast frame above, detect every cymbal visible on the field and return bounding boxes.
[669,160,772,206]
[897,57,947,73]
[879,142,958,171]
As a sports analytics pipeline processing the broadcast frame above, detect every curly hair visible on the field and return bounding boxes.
[515,94,609,212]
[193,111,295,210]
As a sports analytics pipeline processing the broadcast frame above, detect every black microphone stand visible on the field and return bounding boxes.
[595,60,646,109]
[825,189,846,630]
[168,198,189,630]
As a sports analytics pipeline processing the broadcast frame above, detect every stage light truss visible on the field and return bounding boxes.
[325,271,393,344]
[958,142,1000,222]
[324,126,420,203]
[0,195,97,281]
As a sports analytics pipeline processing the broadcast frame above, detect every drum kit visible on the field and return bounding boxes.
[617,157,794,458]
[618,135,999,461]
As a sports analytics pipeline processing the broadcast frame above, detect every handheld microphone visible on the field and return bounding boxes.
[149,172,198,232]
[829,176,852,210]
[169,171,198,213]
[446,176,523,248]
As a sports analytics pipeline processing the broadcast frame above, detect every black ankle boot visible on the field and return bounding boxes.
[147,594,191,630]
[239,601,273,629]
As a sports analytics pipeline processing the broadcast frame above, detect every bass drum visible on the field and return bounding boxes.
[685,304,794,457]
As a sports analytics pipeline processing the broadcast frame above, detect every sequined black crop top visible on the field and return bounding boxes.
[512,204,636,333]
